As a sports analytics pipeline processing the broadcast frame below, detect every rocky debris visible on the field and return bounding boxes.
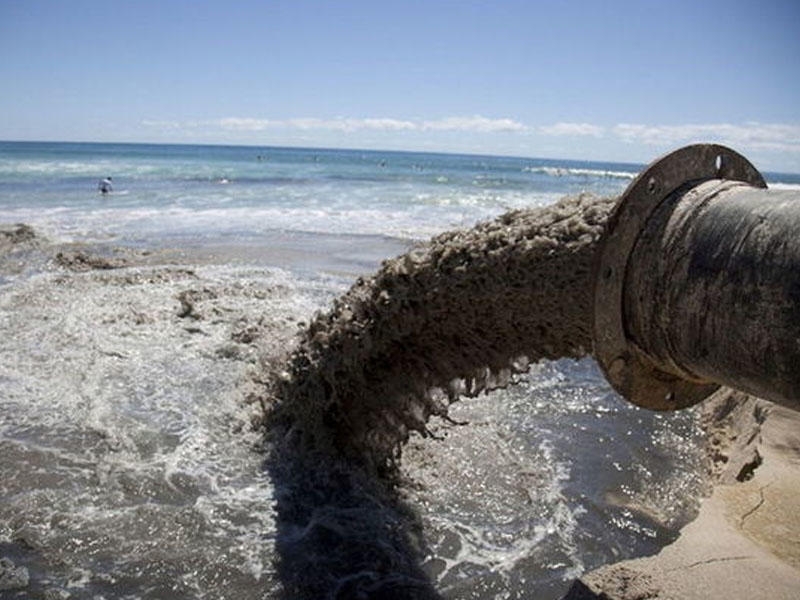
[700,390,769,484]
[231,324,262,344]
[54,250,127,272]
[96,267,198,286]
[175,287,218,319]
[0,224,41,276]
[230,315,279,345]
[0,223,36,249]
[563,566,658,599]
[0,556,29,591]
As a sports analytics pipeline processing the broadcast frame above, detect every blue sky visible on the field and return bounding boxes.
[1,0,799,171]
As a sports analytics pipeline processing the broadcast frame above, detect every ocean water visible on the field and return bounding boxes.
[0,141,642,245]
[0,141,786,599]
[3,141,795,248]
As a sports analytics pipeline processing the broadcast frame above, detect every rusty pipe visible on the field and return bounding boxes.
[593,144,800,411]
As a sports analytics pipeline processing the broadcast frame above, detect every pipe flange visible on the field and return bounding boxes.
[593,144,766,410]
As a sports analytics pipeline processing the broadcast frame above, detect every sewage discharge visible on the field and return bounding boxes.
[269,193,614,471]
[264,144,800,597]
[267,144,799,469]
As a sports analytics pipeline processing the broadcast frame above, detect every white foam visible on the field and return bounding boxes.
[402,387,588,592]
[768,181,800,191]
[1,188,567,245]
[0,262,307,595]
[524,165,637,180]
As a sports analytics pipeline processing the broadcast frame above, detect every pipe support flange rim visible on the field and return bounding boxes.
[593,143,766,410]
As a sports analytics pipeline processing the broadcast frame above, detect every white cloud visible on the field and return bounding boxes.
[356,117,418,131]
[217,117,274,131]
[535,121,800,153]
[285,117,417,132]
[612,122,800,153]
[421,116,528,133]
[140,119,184,130]
[143,115,528,135]
[539,122,604,137]
[138,116,800,168]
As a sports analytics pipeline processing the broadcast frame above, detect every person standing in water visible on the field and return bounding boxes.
[98,177,113,194]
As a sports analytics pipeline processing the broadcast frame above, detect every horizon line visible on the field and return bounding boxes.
[0,137,649,169]
[3,138,800,177]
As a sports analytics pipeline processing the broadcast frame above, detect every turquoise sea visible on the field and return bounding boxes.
[0,141,792,599]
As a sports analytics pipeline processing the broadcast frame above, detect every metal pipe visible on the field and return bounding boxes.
[594,144,800,412]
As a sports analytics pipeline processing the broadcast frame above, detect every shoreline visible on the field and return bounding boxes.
[0,222,415,279]
[564,389,800,599]
[3,224,796,598]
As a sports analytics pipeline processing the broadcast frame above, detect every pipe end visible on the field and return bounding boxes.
[593,144,765,410]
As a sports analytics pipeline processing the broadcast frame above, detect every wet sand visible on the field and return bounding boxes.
[565,390,800,599]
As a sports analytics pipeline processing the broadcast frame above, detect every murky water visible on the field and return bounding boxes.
[1,192,708,599]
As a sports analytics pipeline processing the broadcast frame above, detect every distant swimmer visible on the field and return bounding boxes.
[98,177,113,194]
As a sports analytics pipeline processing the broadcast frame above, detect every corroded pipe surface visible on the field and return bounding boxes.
[596,144,800,411]
[626,180,800,409]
